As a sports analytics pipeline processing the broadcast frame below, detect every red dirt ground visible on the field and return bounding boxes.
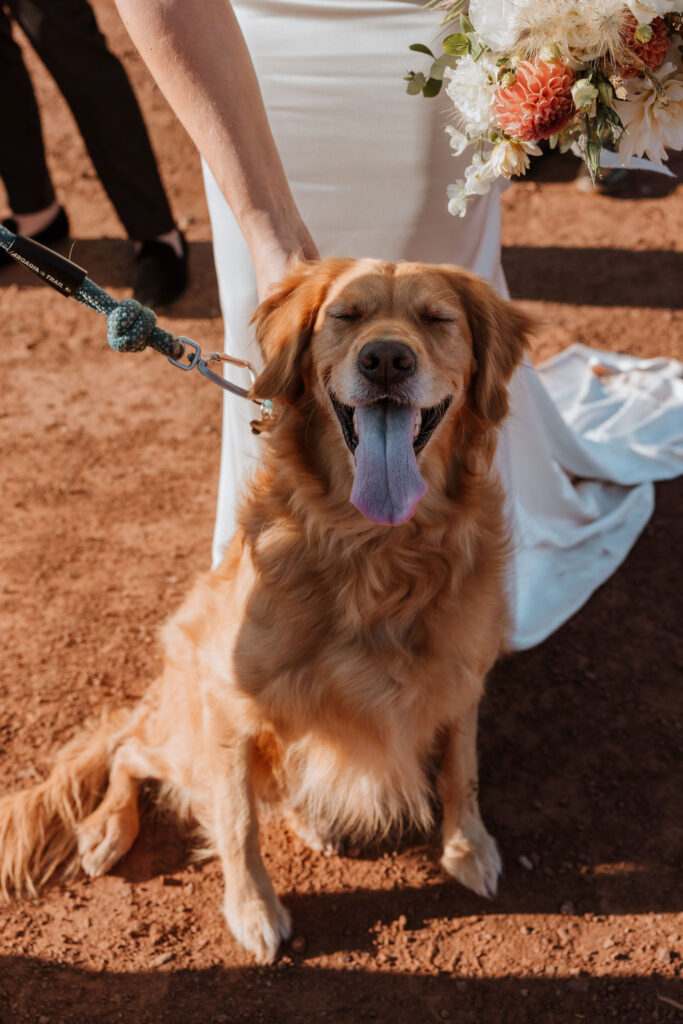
[1,4,681,1022]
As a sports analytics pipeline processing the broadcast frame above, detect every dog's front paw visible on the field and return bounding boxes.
[441,824,501,900]
[77,805,139,878]
[223,889,292,964]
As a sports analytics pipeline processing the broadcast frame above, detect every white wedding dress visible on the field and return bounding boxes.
[202,0,682,650]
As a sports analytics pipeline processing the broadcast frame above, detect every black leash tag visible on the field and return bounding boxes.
[7,235,87,297]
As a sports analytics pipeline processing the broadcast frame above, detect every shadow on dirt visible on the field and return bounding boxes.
[503,246,683,306]
[2,953,681,1024]
[517,145,682,197]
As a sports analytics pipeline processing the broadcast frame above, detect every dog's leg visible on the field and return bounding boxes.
[209,731,291,963]
[439,704,501,899]
[76,738,166,878]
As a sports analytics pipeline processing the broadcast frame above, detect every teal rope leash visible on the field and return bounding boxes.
[0,223,273,420]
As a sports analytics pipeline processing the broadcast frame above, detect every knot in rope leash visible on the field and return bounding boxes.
[0,223,273,427]
[105,297,159,354]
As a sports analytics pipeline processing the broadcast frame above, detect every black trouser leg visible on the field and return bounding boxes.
[8,0,176,238]
[0,7,55,214]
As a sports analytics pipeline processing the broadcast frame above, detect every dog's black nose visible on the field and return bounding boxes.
[357,341,416,387]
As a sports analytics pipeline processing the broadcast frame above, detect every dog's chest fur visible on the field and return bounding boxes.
[219,505,503,840]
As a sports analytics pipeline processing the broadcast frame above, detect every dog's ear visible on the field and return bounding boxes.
[251,260,344,401]
[447,269,533,425]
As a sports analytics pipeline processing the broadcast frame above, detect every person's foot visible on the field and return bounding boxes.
[132,230,188,308]
[1,205,70,267]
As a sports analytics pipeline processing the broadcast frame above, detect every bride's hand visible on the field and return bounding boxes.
[247,213,320,301]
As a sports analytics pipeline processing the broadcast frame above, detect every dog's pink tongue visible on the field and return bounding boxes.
[351,403,427,525]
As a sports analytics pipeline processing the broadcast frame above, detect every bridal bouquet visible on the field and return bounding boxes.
[406,1,683,215]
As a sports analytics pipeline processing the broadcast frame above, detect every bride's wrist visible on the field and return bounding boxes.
[241,205,315,261]
[241,205,319,299]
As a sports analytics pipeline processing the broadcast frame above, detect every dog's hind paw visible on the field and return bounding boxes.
[287,813,341,856]
[440,826,502,900]
[223,890,292,964]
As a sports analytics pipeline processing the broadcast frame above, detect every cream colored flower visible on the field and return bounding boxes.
[444,54,498,135]
[488,139,542,177]
[467,0,531,51]
[464,153,498,195]
[445,124,469,156]
[616,63,683,164]
[447,182,469,217]
[571,78,599,110]
[516,1,630,65]
[625,0,679,23]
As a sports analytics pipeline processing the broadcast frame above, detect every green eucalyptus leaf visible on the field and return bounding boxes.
[409,42,436,59]
[460,13,475,34]
[406,71,427,95]
[429,53,459,80]
[442,32,469,55]
[422,77,443,98]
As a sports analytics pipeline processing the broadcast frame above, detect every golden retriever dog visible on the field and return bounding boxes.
[0,258,531,963]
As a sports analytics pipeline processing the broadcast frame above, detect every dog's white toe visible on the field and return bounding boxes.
[223,892,292,964]
[77,809,138,878]
[441,826,502,900]
[288,814,341,856]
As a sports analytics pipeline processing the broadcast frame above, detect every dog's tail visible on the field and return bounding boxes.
[0,710,127,899]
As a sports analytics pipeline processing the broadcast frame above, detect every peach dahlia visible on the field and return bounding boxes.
[494,60,576,142]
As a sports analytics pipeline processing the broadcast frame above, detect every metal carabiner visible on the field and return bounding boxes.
[167,344,273,422]
[196,352,259,402]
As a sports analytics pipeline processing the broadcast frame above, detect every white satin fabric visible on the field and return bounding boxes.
[203,0,682,649]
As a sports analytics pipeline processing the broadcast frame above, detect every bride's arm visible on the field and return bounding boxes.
[114,0,318,297]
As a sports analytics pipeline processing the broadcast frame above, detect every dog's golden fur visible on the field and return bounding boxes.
[0,259,531,962]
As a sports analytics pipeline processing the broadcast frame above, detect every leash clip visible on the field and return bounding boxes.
[168,345,273,422]
[197,351,260,404]
[166,337,201,371]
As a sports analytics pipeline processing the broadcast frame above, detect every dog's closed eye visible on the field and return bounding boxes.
[328,306,363,322]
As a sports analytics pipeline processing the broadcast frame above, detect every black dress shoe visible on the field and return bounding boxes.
[132,233,188,308]
[1,206,70,267]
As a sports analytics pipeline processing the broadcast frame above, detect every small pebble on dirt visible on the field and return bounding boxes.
[150,950,175,967]
[291,935,306,952]
[560,900,576,915]
[519,855,534,871]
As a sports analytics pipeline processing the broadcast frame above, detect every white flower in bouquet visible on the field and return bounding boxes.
[446,153,497,218]
[510,1,631,65]
[445,124,469,156]
[444,54,498,134]
[560,1,630,63]
[447,182,469,217]
[467,0,531,51]
[625,0,680,23]
[488,139,543,177]
[469,0,630,64]
[464,152,498,195]
[616,60,683,164]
